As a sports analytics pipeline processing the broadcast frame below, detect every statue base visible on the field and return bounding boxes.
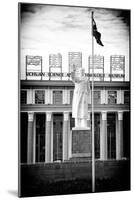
[71,127,91,158]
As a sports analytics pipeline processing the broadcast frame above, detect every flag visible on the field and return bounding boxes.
[93,18,104,46]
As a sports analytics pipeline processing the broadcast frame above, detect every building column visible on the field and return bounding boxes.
[45,88,51,104]
[63,111,69,161]
[116,111,123,160]
[121,90,124,104]
[45,89,49,104]
[27,89,33,104]
[100,111,107,160]
[117,90,122,104]
[101,89,106,104]
[63,89,68,104]
[45,112,52,163]
[27,112,34,164]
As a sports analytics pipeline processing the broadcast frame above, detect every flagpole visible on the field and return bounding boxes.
[91,11,95,193]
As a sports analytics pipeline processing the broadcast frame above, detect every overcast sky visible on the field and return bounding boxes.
[20,3,130,80]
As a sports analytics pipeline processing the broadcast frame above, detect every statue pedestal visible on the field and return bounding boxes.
[71,127,91,158]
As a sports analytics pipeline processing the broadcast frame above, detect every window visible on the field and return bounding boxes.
[94,91,101,104]
[124,91,130,105]
[108,91,117,104]
[70,90,74,104]
[21,90,27,104]
[53,90,63,104]
[35,90,45,104]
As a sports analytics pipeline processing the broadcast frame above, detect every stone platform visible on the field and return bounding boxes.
[72,128,91,158]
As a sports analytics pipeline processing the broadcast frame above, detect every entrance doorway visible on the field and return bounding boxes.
[107,113,116,159]
[123,112,130,159]
[90,113,100,159]
[20,112,28,163]
[36,113,46,162]
[53,114,63,161]
[94,113,100,159]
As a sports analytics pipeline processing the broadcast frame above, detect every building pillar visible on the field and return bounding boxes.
[45,112,52,163]
[63,111,69,161]
[63,89,68,104]
[116,111,123,160]
[100,111,107,160]
[105,90,108,104]
[27,89,33,104]
[27,112,34,164]
[32,90,35,104]
[45,88,52,104]
[117,90,122,104]
[45,89,49,104]
[121,90,124,104]
[101,89,105,104]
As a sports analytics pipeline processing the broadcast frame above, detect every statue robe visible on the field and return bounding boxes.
[72,78,90,119]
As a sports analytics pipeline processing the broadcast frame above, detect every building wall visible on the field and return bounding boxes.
[20,81,130,164]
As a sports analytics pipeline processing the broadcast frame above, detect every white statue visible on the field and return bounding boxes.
[71,66,90,129]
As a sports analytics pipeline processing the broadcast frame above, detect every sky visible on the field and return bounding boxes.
[20,3,130,80]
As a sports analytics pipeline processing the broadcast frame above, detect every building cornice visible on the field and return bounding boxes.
[21,80,130,89]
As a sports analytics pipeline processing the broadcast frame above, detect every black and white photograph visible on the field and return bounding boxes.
[18,2,130,198]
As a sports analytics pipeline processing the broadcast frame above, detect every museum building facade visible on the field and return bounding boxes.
[20,80,130,164]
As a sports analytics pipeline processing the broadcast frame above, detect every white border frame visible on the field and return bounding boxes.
[0,1,133,200]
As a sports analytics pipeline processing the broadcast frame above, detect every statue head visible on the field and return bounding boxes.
[71,66,86,83]
[75,68,85,80]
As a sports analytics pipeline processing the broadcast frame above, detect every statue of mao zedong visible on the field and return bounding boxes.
[71,66,90,129]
